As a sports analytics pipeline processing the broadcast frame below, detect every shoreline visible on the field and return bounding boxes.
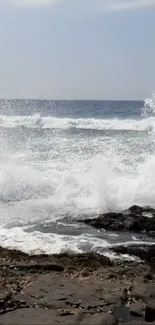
[1,205,155,323]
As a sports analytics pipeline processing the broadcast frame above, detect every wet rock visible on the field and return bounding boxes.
[111,244,155,266]
[80,205,155,234]
[129,205,155,215]
[111,245,150,261]
[129,205,146,214]
[83,212,125,231]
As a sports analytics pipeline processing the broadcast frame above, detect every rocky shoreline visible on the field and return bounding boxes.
[0,245,153,324]
[1,205,155,324]
[79,205,155,235]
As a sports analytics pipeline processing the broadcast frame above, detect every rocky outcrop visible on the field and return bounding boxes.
[80,205,155,234]
[0,245,155,324]
[111,244,155,268]
[111,245,153,261]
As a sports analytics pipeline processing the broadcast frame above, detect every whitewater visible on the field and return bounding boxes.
[0,95,155,255]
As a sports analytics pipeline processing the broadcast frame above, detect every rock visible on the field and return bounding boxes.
[96,314,118,325]
[129,205,146,214]
[12,263,65,272]
[80,205,155,234]
[145,302,155,322]
[111,245,150,261]
[113,305,131,323]
[83,213,125,231]
[150,257,155,269]
[119,319,155,325]
[0,308,75,325]
[128,205,155,215]
[59,308,74,316]
[53,252,113,270]
[130,283,155,301]
[144,273,154,282]
[79,313,118,325]
[0,292,13,303]
[111,244,155,266]
[147,246,155,259]
[146,246,155,269]
[130,302,144,317]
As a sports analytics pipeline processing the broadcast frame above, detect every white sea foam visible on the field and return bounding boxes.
[0,94,155,254]
[142,91,155,117]
[0,113,155,131]
[0,225,152,257]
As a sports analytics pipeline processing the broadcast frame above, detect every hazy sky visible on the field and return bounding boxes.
[0,0,155,100]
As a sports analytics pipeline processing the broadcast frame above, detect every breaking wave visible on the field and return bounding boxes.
[0,113,155,132]
[0,94,155,254]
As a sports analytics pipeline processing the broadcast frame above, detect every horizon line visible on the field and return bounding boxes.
[0,98,144,102]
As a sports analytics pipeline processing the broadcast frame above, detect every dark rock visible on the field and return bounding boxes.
[15,263,64,272]
[145,302,155,322]
[0,292,28,316]
[111,244,155,266]
[53,252,113,270]
[113,306,130,323]
[111,245,150,261]
[150,257,155,269]
[83,213,126,231]
[119,319,155,325]
[144,272,154,282]
[129,205,155,215]
[80,205,155,234]
[147,246,155,259]
[129,205,145,214]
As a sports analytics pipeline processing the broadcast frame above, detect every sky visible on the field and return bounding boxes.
[0,0,155,100]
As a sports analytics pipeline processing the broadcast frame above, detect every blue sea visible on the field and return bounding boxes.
[0,96,155,255]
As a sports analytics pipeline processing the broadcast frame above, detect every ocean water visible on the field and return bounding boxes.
[0,95,155,255]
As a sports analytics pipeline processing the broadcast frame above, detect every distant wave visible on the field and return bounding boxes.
[0,114,154,132]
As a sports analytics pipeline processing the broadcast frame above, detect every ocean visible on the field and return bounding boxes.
[0,96,155,255]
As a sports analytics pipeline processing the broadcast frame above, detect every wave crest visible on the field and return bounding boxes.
[0,113,154,132]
